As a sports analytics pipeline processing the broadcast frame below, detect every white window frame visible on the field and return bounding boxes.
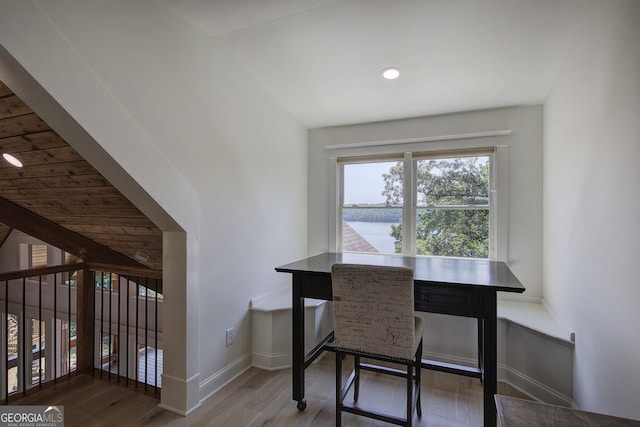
[328,139,509,262]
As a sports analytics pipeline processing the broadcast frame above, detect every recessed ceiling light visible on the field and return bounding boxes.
[3,153,23,168]
[134,251,150,262]
[381,67,401,80]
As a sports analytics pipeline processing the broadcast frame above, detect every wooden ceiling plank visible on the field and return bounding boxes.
[0,173,111,190]
[0,131,68,152]
[95,242,161,254]
[28,205,145,218]
[88,238,162,249]
[2,145,83,166]
[44,216,158,228]
[0,186,122,200]
[0,95,32,120]
[66,225,162,237]
[17,195,136,209]
[0,161,99,180]
[0,196,149,269]
[0,114,51,139]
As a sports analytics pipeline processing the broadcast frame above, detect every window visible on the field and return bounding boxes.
[7,314,18,395]
[58,320,77,375]
[31,319,45,385]
[95,272,119,291]
[338,149,494,259]
[29,244,47,281]
[138,285,163,299]
[29,244,47,269]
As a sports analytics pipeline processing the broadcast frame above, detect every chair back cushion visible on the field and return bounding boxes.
[331,263,416,360]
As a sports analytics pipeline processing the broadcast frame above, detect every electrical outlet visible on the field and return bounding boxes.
[226,327,235,346]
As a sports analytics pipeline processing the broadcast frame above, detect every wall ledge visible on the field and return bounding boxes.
[498,298,574,346]
[250,286,325,312]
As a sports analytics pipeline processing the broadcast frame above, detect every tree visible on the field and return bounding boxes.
[383,157,490,257]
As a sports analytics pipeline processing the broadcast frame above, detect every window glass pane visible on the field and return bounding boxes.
[7,314,18,360]
[416,209,489,258]
[30,244,47,268]
[139,285,164,299]
[344,161,403,206]
[31,357,45,386]
[29,244,48,281]
[95,272,119,291]
[58,320,77,376]
[342,208,402,254]
[31,319,45,385]
[416,156,489,206]
[7,314,19,394]
[8,366,18,395]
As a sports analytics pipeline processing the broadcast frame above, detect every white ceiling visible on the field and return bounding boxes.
[161,0,581,128]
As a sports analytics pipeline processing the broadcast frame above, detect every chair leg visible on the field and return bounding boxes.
[478,318,484,384]
[416,339,423,417]
[336,351,342,427]
[354,354,360,402]
[406,362,413,427]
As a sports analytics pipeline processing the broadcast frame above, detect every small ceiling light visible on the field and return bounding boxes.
[134,251,150,262]
[381,67,401,80]
[3,153,23,168]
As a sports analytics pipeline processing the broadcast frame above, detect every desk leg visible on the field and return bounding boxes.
[483,290,497,427]
[292,274,306,411]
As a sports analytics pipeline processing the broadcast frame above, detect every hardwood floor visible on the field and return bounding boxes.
[7,354,530,426]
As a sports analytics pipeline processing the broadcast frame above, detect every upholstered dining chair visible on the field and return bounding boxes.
[331,263,424,427]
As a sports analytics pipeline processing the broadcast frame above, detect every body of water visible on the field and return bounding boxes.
[346,221,398,253]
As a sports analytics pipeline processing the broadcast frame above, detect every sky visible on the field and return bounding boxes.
[343,161,397,205]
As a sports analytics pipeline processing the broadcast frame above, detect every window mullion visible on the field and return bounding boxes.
[402,153,415,257]
[329,159,344,252]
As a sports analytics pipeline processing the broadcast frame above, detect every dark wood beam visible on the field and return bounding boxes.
[0,222,12,247]
[0,196,147,269]
[76,264,94,375]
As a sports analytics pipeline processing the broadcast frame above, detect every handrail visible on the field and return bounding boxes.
[0,263,81,281]
[86,263,162,280]
[0,262,161,282]
[0,262,162,293]
[87,263,162,294]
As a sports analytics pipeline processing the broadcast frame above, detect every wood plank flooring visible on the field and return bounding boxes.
[7,354,530,426]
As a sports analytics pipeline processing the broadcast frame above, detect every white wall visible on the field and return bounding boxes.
[0,0,308,414]
[543,0,640,419]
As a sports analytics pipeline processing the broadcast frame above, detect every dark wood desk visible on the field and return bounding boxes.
[276,252,525,427]
[495,395,640,426]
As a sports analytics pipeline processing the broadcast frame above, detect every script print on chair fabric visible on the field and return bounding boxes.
[332,264,416,360]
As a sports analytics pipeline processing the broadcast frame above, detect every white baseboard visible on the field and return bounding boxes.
[199,352,253,403]
[498,364,575,408]
[252,351,291,371]
[423,350,478,369]
[160,372,202,416]
[424,350,575,408]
